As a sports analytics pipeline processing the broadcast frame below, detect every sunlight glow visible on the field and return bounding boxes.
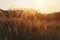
[0,0,60,13]
[12,0,51,13]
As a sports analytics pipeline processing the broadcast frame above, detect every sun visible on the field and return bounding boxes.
[31,0,51,13]
[12,0,51,13]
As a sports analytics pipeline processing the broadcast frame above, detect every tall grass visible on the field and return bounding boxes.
[0,9,60,40]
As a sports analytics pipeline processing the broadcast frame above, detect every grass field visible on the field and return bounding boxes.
[0,9,60,40]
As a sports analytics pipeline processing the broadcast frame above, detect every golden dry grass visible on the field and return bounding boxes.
[0,9,60,40]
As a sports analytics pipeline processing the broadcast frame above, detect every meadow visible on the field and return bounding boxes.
[0,9,60,40]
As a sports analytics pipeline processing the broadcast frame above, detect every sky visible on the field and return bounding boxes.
[0,0,60,13]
